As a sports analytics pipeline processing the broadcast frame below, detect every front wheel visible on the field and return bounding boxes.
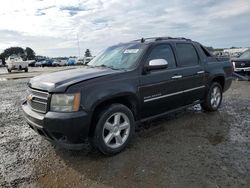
[91,104,135,155]
[201,82,222,112]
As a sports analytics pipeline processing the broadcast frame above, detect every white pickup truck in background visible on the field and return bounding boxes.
[6,55,29,73]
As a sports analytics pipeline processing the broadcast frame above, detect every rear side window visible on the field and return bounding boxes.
[176,43,199,67]
[147,44,176,68]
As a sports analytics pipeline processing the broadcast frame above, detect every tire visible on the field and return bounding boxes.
[201,82,222,112]
[91,104,135,155]
[25,68,28,72]
[7,68,11,73]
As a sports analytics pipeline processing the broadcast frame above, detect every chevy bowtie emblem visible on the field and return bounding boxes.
[241,63,245,66]
[27,94,34,101]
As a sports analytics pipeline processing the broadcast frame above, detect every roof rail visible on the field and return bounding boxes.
[133,37,192,43]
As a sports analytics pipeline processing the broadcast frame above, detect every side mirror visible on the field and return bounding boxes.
[146,59,168,71]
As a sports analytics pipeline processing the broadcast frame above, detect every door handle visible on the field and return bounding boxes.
[172,75,182,79]
[197,70,205,74]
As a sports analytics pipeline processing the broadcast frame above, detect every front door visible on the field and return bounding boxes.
[139,43,187,118]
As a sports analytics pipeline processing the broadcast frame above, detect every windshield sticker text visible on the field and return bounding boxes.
[124,49,139,54]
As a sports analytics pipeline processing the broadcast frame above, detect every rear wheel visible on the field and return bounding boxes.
[24,67,28,72]
[91,104,135,155]
[7,67,11,73]
[201,82,222,111]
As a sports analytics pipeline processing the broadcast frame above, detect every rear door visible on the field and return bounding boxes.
[139,43,186,118]
[174,42,206,105]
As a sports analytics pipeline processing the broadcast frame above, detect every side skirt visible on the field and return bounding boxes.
[139,100,202,123]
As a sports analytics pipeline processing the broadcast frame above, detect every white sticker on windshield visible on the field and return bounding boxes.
[124,49,139,54]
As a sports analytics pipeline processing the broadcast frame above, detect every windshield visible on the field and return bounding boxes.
[239,50,250,59]
[88,43,145,70]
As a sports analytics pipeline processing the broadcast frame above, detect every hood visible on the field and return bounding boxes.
[231,58,250,62]
[29,67,120,92]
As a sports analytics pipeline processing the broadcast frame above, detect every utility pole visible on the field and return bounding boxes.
[77,33,80,57]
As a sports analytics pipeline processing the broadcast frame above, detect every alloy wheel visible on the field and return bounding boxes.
[210,86,221,108]
[102,112,130,149]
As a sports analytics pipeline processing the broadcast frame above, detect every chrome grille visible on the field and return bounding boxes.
[235,61,250,68]
[27,88,49,113]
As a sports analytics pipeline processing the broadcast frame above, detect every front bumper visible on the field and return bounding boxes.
[22,101,91,150]
[234,67,250,72]
[9,65,27,70]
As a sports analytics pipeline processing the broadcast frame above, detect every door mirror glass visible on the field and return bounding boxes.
[147,59,168,71]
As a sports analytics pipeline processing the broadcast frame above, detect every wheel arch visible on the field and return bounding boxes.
[88,94,139,137]
[210,75,225,90]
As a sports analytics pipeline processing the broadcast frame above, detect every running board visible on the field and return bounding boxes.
[139,100,202,123]
[233,72,250,81]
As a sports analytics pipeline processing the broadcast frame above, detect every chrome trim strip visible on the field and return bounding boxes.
[33,96,48,100]
[32,99,47,105]
[144,85,206,102]
[172,75,182,79]
[29,106,47,114]
[197,71,205,74]
[184,85,205,93]
[144,91,183,102]
[29,88,48,95]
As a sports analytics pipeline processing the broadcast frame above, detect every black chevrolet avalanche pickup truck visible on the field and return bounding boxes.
[22,37,233,155]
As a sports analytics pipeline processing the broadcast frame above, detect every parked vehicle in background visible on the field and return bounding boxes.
[84,56,94,64]
[213,51,229,58]
[52,60,66,66]
[45,59,54,67]
[28,60,36,67]
[35,60,46,67]
[76,57,94,65]
[60,58,68,66]
[52,60,63,66]
[35,59,54,67]
[67,58,76,65]
[231,50,250,72]
[76,58,84,65]
[6,55,29,73]
[22,37,233,155]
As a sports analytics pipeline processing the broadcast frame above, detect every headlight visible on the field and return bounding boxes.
[50,93,80,112]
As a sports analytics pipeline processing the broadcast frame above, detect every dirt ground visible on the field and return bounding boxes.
[0,77,249,188]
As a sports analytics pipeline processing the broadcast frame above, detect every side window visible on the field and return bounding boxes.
[176,43,199,67]
[147,44,176,68]
[200,45,212,57]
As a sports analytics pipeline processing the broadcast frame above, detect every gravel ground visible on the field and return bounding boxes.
[0,79,249,188]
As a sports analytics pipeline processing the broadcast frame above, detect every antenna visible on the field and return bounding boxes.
[77,33,80,57]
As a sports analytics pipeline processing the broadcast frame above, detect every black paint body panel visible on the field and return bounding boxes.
[22,39,233,146]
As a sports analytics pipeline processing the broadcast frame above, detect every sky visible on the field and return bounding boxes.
[0,0,250,57]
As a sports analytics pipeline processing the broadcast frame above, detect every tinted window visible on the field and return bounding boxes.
[200,45,212,57]
[176,43,199,66]
[147,44,176,68]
